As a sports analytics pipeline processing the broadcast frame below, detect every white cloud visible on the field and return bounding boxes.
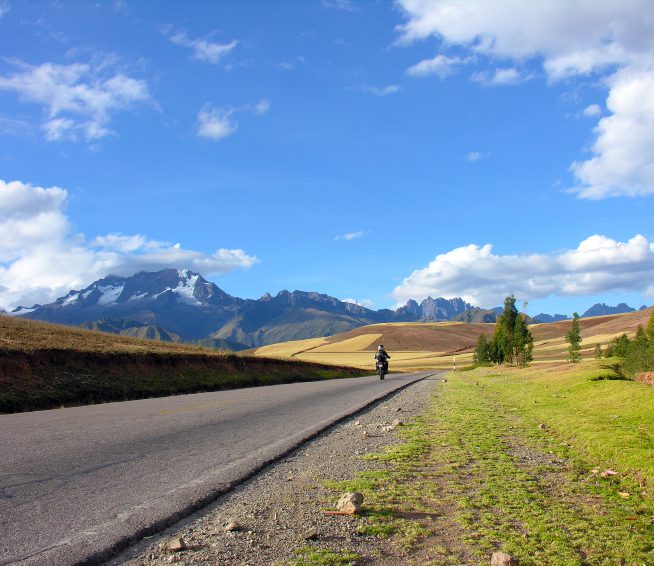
[335,230,369,241]
[0,1,10,18]
[0,60,151,142]
[392,234,654,307]
[360,84,401,96]
[570,67,654,198]
[342,298,374,308]
[406,54,464,78]
[396,0,654,199]
[254,98,271,115]
[471,67,523,86]
[0,179,257,309]
[583,103,602,118]
[197,106,237,140]
[466,151,486,162]
[169,31,237,64]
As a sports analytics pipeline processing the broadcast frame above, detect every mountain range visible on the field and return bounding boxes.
[6,268,647,349]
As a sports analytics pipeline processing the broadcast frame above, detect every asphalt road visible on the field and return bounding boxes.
[0,371,434,565]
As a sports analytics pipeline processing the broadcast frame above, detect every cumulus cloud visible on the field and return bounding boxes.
[396,0,654,199]
[197,106,237,140]
[570,67,654,198]
[197,99,270,140]
[0,179,257,309]
[0,60,151,142]
[392,234,654,307]
[360,84,401,96]
[168,30,237,64]
[406,54,464,78]
[335,230,369,241]
[471,67,523,86]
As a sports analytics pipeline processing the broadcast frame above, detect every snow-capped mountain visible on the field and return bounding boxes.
[10,268,599,348]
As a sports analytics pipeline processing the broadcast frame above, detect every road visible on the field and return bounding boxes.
[0,371,433,565]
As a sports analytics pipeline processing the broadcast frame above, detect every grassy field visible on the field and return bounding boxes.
[328,360,654,564]
[0,316,367,413]
[252,308,654,371]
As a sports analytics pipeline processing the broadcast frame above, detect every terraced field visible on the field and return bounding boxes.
[253,308,654,370]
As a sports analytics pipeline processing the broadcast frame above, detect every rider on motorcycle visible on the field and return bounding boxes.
[374,345,390,373]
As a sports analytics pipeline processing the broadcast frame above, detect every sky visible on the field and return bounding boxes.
[0,0,653,316]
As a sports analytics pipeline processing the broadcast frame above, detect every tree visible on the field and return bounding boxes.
[593,343,603,359]
[566,312,582,362]
[513,314,534,367]
[473,333,492,365]
[646,309,654,340]
[490,296,534,367]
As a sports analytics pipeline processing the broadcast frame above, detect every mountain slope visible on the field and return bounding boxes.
[10,269,479,348]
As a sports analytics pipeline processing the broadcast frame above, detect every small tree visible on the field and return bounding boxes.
[566,312,582,362]
[489,296,534,367]
[593,343,603,359]
[513,314,534,367]
[473,333,492,365]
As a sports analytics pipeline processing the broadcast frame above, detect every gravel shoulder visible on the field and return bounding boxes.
[112,374,442,565]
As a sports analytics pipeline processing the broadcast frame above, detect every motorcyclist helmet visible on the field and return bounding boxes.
[378,345,385,350]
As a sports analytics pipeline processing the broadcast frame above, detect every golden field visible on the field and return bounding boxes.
[252,308,654,371]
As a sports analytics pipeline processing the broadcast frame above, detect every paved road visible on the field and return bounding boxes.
[0,371,434,565]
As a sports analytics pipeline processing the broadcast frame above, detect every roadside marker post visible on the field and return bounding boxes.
[453,356,456,371]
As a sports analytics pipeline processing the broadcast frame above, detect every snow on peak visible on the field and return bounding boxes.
[97,284,125,306]
[171,273,202,305]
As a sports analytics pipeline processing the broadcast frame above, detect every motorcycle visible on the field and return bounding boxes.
[376,359,387,380]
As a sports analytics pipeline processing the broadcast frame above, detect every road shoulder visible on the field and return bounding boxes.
[114,376,441,565]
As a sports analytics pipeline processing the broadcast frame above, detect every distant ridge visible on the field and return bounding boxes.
[7,268,643,347]
[582,302,635,318]
[9,269,473,348]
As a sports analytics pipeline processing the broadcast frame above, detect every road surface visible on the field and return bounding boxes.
[0,371,434,565]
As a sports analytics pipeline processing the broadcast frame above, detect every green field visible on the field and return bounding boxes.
[328,360,654,564]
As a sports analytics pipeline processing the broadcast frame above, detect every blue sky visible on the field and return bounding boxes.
[0,0,653,315]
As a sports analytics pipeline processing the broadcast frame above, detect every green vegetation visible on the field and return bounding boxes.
[331,362,654,564]
[288,546,360,566]
[605,309,654,378]
[473,296,533,367]
[566,312,582,362]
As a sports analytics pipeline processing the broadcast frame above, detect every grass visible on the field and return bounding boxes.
[0,316,367,413]
[287,546,360,565]
[325,361,654,564]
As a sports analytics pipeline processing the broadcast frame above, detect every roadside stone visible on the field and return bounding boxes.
[166,537,187,552]
[392,419,404,427]
[301,527,319,540]
[537,423,546,430]
[337,492,364,514]
[490,551,518,565]
[601,469,619,478]
[224,521,242,532]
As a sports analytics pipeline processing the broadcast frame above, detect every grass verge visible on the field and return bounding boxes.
[327,361,654,564]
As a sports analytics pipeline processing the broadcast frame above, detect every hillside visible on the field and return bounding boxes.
[253,308,654,371]
[0,316,365,413]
